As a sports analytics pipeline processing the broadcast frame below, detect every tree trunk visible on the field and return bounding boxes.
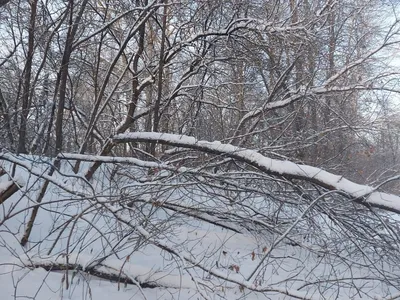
[54,0,89,156]
[151,0,168,156]
[17,0,37,154]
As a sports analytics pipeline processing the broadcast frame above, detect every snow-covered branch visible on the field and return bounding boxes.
[112,132,400,214]
[0,151,89,198]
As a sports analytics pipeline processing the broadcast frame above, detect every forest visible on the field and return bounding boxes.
[1,0,400,299]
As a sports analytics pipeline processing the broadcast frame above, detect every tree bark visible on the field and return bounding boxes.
[0,180,21,205]
[17,0,37,154]
[54,0,89,155]
[151,0,168,157]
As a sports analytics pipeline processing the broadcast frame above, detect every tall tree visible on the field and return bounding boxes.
[17,0,37,154]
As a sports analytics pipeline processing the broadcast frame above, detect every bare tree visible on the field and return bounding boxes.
[2,1,400,299]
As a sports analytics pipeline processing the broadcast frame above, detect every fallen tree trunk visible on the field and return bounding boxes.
[28,262,160,289]
[112,132,400,215]
[0,180,22,205]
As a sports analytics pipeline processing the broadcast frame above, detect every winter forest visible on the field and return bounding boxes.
[2,0,400,299]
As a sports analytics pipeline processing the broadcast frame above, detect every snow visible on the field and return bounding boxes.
[0,180,14,193]
[1,152,400,299]
[0,266,194,300]
[0,175,25,193]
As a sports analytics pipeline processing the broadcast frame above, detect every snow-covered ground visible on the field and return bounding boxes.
[0,154,399,299]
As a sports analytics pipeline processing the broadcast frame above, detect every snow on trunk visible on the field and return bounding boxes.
[113,132,400,214]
